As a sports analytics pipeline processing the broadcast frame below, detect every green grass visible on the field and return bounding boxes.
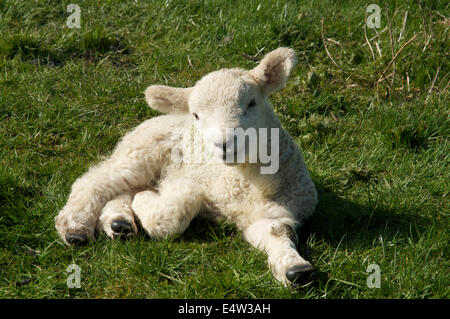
[0,0,448,298]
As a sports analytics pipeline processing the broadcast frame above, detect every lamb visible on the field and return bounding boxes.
[55,47,318,285]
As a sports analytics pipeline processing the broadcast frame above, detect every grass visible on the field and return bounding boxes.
[0,0,448,298]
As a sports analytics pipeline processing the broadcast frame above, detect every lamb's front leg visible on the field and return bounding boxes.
[55,151,150,245]
[132,179,202,239]
[243,218,314,286]
[97,193,138,239]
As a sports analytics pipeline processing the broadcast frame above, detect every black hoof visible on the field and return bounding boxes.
[65,232,88,245]
[286,264,315,284]
[111,219,133,234]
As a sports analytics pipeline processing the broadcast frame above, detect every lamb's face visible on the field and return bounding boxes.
[144,47,297,165]
[187,69,275,162]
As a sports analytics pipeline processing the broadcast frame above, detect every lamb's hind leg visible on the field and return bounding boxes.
[243,217,314,286]
[55,152,151,245]
[97,194,138,239]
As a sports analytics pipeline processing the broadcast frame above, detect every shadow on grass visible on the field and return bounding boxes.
[294,181,433,287]
[302,183,431,248]
[0,30,133,67]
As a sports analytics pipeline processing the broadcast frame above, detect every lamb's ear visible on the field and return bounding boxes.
[249,47,297,95]
[144,85,193,113]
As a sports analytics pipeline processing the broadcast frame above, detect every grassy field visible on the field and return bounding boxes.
[0,0,448,299]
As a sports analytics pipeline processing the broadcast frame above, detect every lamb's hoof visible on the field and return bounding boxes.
[111,219,134,239]
[286,264,315,285]
[65,233,88,245]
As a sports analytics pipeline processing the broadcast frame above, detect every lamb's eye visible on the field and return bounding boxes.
[193,113,199,120]
[248,99,256,108]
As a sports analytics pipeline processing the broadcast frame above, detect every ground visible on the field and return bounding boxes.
[0,0,448,298]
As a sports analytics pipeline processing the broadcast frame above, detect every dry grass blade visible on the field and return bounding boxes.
[406,72,410,92]
[375,41,382,57]
[327,38,341,46]
[364,14,375,61]
[426,66,440,102]
[418,0,428,39]
[321,18,348,75]
[385,7,396,84]
[436,72,448,90]
[377,33,421,84]
[241,52,259,62]
[369,26,388,41]
[398,11,408,42]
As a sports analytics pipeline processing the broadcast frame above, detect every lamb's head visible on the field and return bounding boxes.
[144,48,297,171]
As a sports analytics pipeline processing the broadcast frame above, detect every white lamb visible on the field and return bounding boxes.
[55,48,318,285]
